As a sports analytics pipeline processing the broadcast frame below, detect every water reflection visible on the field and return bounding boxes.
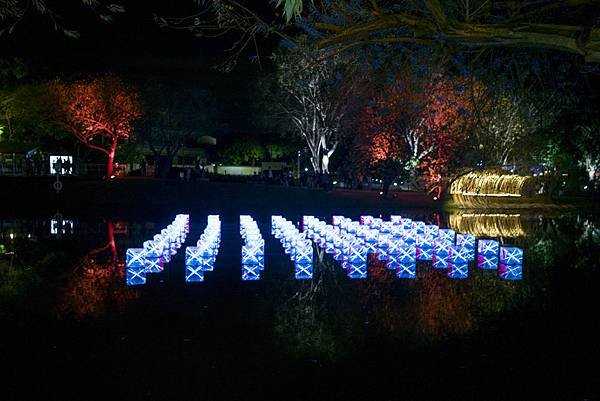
[58,221,140,318]
[449,213,526,238]
[185,215,220,282]
[0,212,598,362]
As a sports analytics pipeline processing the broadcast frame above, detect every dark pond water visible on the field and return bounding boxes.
[1,210,599,400]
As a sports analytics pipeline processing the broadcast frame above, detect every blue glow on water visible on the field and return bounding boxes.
[397,244,416,263]
[242,263,261,281]
[185,215,220,283]
[123,214,526,286]
[432,254,449,269]
[126,265,146,286]
[477,254,498,270]
[345,261,367,279]
[295,262,313,280]
[447,263,469,279]
[449,246,472,264]
[185,264,204,282]
[416,246,433,261]
[396,262,417,279]
[499,263,523,280]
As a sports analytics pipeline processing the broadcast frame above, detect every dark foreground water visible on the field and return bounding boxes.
[1,210,599,401]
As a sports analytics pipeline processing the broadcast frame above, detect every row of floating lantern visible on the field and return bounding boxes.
[240,215,264,280]
[302,214,522,280]
[126,214,190,286]
[272,216,314,279]
[184,215,221,282]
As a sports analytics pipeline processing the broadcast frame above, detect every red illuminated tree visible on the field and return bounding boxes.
[355,73,474,198]
[50,76,142,177]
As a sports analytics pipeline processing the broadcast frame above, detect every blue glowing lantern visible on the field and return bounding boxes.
[203,257,216,271]
[432,254,449,269]
[377,233,390,252]
[416,246,433,261]
[356,225,369,239]
[365,241,378,254]
[447,263,468,279]
[448,246,472,264]
[126,248,146,268]
[365,229,378,243]
[126,265,146,286]
[478,239,499,255]
[402,228,417,244]
[387,238,405,255]
[398,244,417,263]
[390,226,403,238]
[186,246,206,266]
[302,215,313,231]
[416,233,434,248]
[294,241,313,264]
[143,240,164,258]
[242,264,261,281]
[346,262,367,279]
[295,263,313,280]
[424,225,439,237]
[144,257,164,273]
[331,215,343,226]
[456,233,476,248]
[360,215,373,226]
[499,247,523,265]
[477,254,498,270]
[433,239,452,256]
[396,262,416,279]
[386,253,400,270]
[348,244,368,263]
[390,215,402,225]
[411,221,426,234]
[185,264,204,282]
[242,243,264,265]
[400,218,412,229]
[499,263,523,280]
[438,229,456,243]
[370,218,383,229]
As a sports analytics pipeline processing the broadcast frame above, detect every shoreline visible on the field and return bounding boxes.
[0,176,596,218]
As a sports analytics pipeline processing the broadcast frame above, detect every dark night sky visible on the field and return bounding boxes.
[2,1,277,134]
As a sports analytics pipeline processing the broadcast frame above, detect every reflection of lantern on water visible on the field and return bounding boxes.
[448,213,526,238]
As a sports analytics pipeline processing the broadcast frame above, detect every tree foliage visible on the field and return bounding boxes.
[354,70,475,197]
[135,83,215,178]
[49,76,141,177]
[270,39,357,173]
[0,0,125,37]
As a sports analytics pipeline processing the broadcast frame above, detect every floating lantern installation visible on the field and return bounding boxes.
[126,214,190,286]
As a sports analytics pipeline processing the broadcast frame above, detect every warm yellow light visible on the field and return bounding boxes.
[449,172,532,197]
[448,213,526,238]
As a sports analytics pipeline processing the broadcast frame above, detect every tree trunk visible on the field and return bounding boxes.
[382,180,392,198]
[106,138,117,178]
